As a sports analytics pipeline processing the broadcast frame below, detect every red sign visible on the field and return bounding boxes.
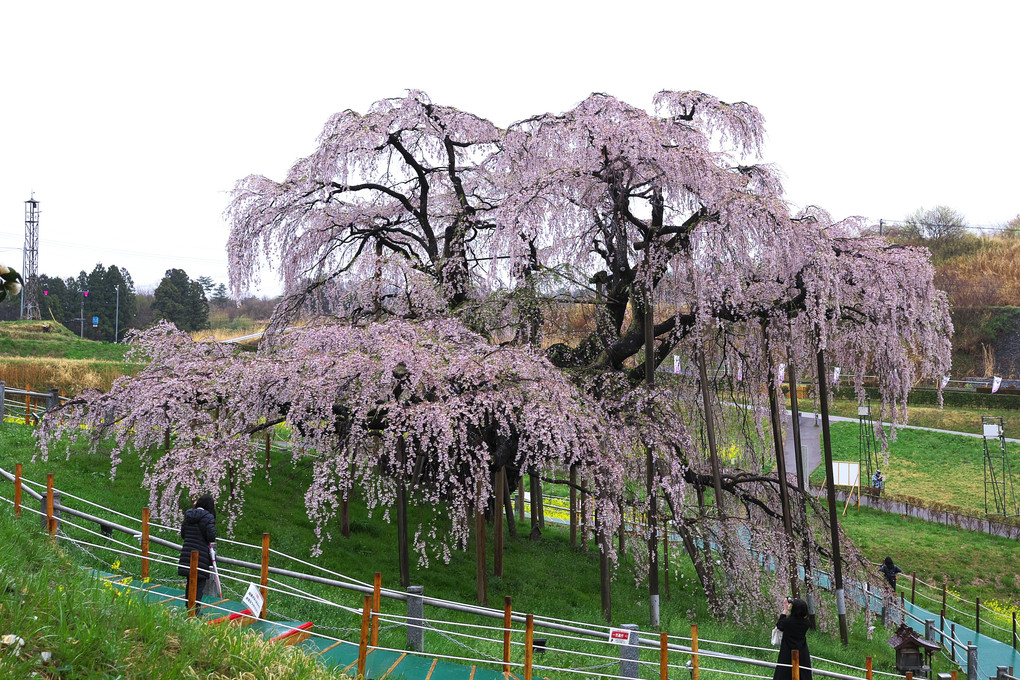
[609,628,631,644]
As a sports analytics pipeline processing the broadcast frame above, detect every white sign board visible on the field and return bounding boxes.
[832,461,860,488]
[608,628,631,644]
[857,405,871,417]
[983,423,1001,439]
[242,583,264,617]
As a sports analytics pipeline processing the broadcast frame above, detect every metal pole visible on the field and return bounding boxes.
[80,292,84,339]
[817,347,849,645]
[114,286,120,343]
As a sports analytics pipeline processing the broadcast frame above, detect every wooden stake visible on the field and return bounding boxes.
[141,507,150,579]
[187,550,199,617]
[476,481,487,605]
[264,429,271,470]
[569,464,578,546]
[25,383,31,425]
[792,649,801,680]
[372,572,381,646]
[46,473,55,536]
[358,595,371,678]
[660,631,669,680]
[942,585,947,614]
[911,572,916,604]
[663,524,670,601]
[503,596,512,673]
[14,463,21,518]
[866,657,873,680]
[691,624,699,680]
[260,533,269,619]
[524,614,534,680]
[495,467,505,578]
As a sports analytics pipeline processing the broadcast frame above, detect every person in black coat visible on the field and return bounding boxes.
[879,556,902,590]
[773,598,812,680]
[177,493,217,609]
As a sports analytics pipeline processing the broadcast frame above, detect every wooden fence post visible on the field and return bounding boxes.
[911,572,916,604]
[691,624,699,680]
[524,613,534,680]
[187,550,199,617]
[792,649,801,680]
[260,533,269,619]
[358,595,372,678]
[660,631,669,680]
[503,596,512,673]
[1012,611,1016,649]
[942,585,947,615]
[372,572,381,646]
[13,464,21,517]
[46,472,55,536]
[25,383,31,425]
[141,507,150,579]
[866,657,873,680]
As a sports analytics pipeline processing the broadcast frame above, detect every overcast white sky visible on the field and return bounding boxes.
[1,0,1017,297]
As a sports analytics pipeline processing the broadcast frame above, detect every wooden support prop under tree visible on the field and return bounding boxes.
[503,597,512,673]
[476,481,487,605]
[372,572,381,646]
[396,436,410,587]
[569,464,578,547]
[187,550,199,617]
[502,471,517,539]
[495,466,505,578]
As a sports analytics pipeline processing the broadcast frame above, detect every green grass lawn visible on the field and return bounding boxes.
[811,422,1020,516]
[0,422,907,675]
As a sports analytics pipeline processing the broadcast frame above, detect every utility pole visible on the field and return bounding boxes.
[879,219,884,236]
[114,286,120,343]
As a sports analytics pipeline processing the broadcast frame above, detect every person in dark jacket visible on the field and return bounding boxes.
[879,556,902,590]
[177,493,217,611]
[773,598,812,680]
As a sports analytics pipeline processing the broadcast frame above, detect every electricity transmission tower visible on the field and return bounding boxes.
[21,195,41,320]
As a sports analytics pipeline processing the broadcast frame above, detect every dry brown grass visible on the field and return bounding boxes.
[938,237,1020,308]
[0,358,132,394]
[188,326,267,343]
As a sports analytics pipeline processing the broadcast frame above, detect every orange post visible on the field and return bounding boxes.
[866,657,873,680]
[524,614,534,680]
[25,384,31,425]
[187,550,199,617]
[951,671,958,680]
[46,473,55,536]
[503,596,512,673]
[14,463,22,518]
[906,672,913,680]
[660,632,669,680]
[792,649,800,680]
[141,507,151,579]
[371,572,381,646]
[260,533,269,619]
[691,624,699,680]
[358,595,372,678]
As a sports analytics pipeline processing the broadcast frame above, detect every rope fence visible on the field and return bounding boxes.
[0,464,995,680]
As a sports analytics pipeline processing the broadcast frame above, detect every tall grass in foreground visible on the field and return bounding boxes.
[0,357,136,394]
[0,509,346,679]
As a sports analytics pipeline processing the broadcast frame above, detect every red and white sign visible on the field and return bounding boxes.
[609,628,631,644]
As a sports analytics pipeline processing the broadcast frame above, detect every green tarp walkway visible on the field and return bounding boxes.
[92,570,525,680]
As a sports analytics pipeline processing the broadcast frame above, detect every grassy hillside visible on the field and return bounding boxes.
[0,321,136,394]
[0,506,344,679]
[1,421,1007,674]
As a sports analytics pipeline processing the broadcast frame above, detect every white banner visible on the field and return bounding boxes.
[940,375,951,390]
[992,376,1002,394]
[736,361,743,382]
[833,367,841,385]
[673,355,680,374]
